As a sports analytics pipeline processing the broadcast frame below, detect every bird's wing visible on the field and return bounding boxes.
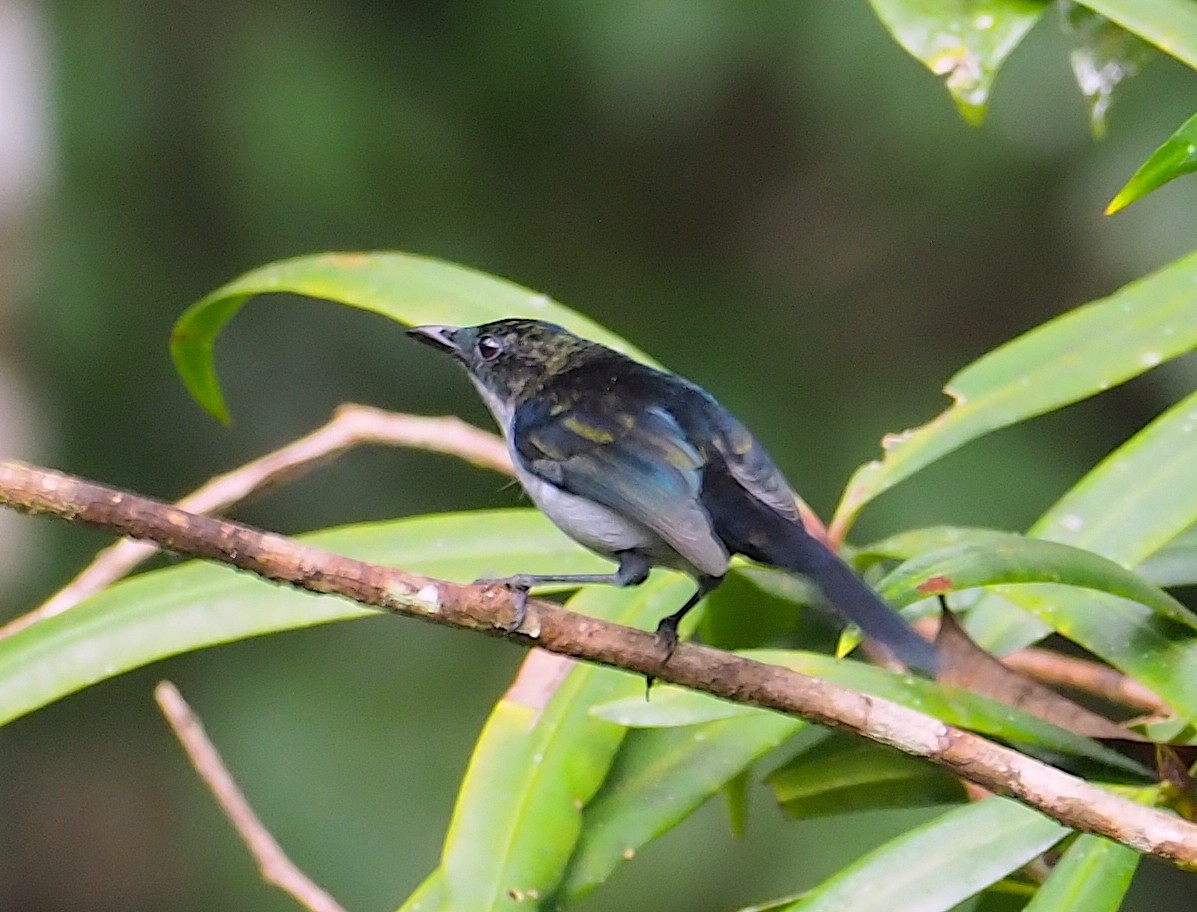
[686,388,802,523]
[512,395,728,576]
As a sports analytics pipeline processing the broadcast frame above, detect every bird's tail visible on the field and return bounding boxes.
[768,525,939,675]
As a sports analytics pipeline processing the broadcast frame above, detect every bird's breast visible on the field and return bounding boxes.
[513,462,656,557]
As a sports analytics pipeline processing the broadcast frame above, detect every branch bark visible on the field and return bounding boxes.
[2,458,1196,869]
[155,681,348,912]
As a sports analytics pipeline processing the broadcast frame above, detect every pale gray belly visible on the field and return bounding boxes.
[516,465,656,557]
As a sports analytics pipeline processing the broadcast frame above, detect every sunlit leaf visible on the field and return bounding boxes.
[439,577,689,911]
[776,798,1068,911]
[874,530,1197,631]
[0,510,607,727]
[831,249,1197,539]
[1022,834,1139,912]
[1107,110,1197,214]
[556,711,797,902]
[867,0,1049,124]
[172,252,652,422]
[766,731,965,818]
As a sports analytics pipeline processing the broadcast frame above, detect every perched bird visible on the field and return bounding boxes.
[409,319,938,675]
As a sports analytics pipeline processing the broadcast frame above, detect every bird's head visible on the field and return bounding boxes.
[408,318,596,416]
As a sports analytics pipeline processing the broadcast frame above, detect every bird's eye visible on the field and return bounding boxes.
[476,335,503,361]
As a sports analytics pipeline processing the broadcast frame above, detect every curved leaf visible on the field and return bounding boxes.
[867,0,1048,125]
[831,250,1197,538]
[958,391,1197,720]
[0,509,606,727]
[172,252,652,422]
[439,576,691,911]
[781,798,1068,912]
[875,531,1197,631]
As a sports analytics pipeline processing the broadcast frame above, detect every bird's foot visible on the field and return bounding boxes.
[474,575,531,632]
[645,618,682,699]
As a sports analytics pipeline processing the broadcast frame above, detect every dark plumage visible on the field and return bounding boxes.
[409,318,938,675]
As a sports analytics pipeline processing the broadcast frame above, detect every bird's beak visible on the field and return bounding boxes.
[407,324,462,357]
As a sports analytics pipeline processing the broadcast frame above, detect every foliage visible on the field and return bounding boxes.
[8,3,1197,911]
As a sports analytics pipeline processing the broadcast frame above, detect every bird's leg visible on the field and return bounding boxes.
[477,551,651,631]
[646,574,723,697]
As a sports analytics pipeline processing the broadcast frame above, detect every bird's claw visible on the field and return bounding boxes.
[645,618,682,699]
[475,576,530,632]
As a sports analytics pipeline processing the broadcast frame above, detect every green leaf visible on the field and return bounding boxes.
[172,252,652,422]
[780,798,1068,911]
[439,576,691,911]
[1074,0,1197,72]
[766,731,965,818]
[397,869,445,912]
[867,0,1049,125]
[1137,523,1197,588]
[1063,6,1156,139]
[1022,834,1139,912]
[0,509,607,728]
[874,530,1197,631]
[595,651,1147,776]
[832,249,1197,537]
[1107,110,1197,214]
[958,391,1197,721]
[556,711,798,902]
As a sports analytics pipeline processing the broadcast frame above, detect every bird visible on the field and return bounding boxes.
[408,318,938,676]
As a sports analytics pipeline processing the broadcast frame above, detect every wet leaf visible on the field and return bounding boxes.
[1064,6,1156,138]
[1074,0,1197,72]
[868,0,1049,124]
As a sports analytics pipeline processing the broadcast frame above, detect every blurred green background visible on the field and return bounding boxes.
[1,2,1196,910]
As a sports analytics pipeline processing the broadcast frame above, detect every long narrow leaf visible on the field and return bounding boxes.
[1022,834,1139,912]
[832,250,1197,537]
[594,651,1146,776]
[874,531,1197,631]
[781,798,1068,912]
[0,509,605,727]
[439,577,691,911]
[1107,110,1197,213]
[556,711,797,902]
[172,252,651,422]
[959,392,1197,720]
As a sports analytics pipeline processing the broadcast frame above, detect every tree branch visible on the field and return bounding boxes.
[1,406,511,639]
[154,681,348,912]
[2,459,1196,869]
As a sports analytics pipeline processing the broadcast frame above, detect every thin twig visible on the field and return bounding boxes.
[2,459,1195,870]
[154,681,348,912]
[0,406,511,639]
[1003,646,1171,716]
